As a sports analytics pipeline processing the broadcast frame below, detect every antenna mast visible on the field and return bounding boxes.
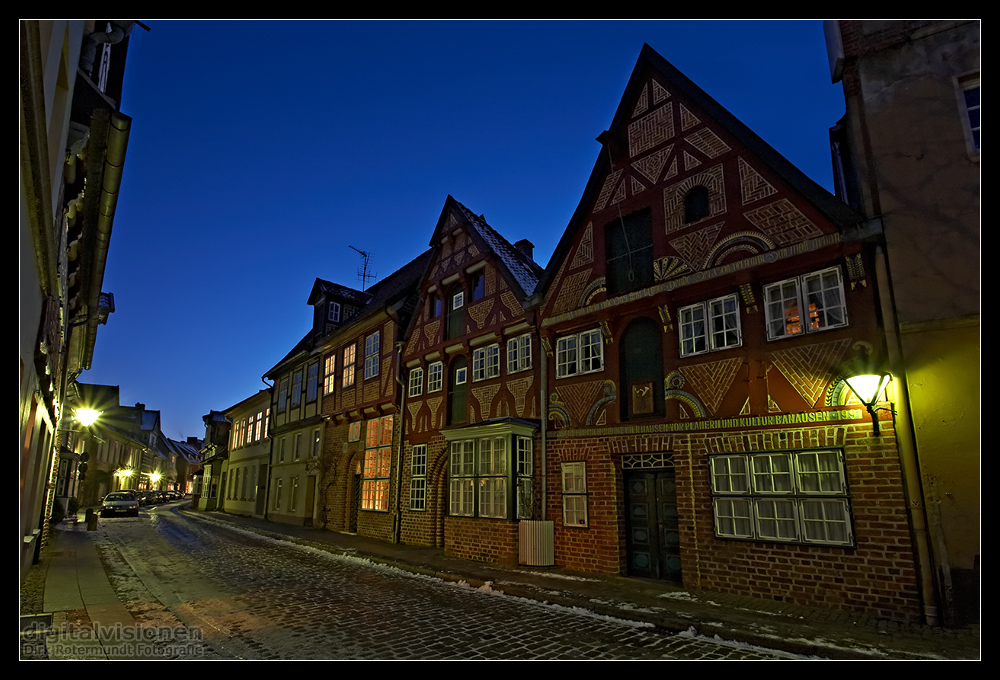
[349,245,376,291]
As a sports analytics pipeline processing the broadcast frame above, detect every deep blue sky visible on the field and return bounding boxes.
[80,20,846,440]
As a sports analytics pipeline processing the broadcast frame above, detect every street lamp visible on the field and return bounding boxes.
[76,408,102,427]
[843,346,892,436]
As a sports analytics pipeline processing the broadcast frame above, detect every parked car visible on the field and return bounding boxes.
[101,492,140,518]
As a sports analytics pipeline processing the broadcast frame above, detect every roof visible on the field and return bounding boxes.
[536,44,863,298]
[306,279,371,306]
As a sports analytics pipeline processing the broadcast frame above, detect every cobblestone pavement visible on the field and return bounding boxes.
[84,505,802,660]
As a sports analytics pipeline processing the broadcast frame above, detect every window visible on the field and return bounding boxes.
[293,433,302,461]
[562,462,588,527]
[961,75,980,152]
[306,362,319,402]
[679,294,742,356]
[447,431,533,520]
[364,331,380,380]
[447,285,465,339]
[277,378,289,413]
[289,476,299,512]
[342,344,356,388]
[506,334,532,374]
[324,354,337,395]
[764,267,847,341]
[362,416,393,511]
[605,209,653,296]
[429,292,441,318]
[410,444,427,511]
[555,328,604,379]
[709,450,854,546]
[684,186,710,223]
[427,362,443,393]
[448,358,468,425]
[273,478,283,510]
[291,370,303,407]
[408,367,424,397]
[277,437,286,463]
[471,272,485,301]
[328,301,341,322]
[472,344,500,381]
[312,428,321,458]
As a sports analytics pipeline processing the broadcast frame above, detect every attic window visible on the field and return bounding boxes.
[684,186,710,223]
[328,302,341,322]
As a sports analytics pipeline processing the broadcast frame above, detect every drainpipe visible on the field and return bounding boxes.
[531,312,547,521]
[873,244,939,626]
[261,378,274,521]
[392,340,407,544]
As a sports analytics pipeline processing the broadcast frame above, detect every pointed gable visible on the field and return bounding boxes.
[538,44,861,319]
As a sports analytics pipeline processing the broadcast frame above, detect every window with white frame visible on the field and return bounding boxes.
[408,367,424,397]
[447,430,534,520]
[307,362,319,402]
[506,333,532,374]
[679,294,742,357]
[312,428,321,458]
[289,476,299,512]
[328,301,341,322]
[555,328,604,378]
[324,354,337,395]
[273,477,283,510]
[561,462,589,527]
[364,331,380,380]
[410,444,427,511]
[472,344,500,381]
[763,267,847,341]
[277,437,286,463]
[961,75,980,152]
[342,344,356,388]
[709,449,854,546]
[428,362,443,393]
[362,416,393,511]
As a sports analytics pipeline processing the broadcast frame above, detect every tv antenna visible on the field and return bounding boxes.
[349,245,376,291]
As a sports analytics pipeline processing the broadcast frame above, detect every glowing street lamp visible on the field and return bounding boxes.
[843,348,892,436]
[76,408,102,427]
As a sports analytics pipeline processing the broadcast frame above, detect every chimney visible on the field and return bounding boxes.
[514,239,534,262]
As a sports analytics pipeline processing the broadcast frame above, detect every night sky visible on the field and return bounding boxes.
[77,20,847,440]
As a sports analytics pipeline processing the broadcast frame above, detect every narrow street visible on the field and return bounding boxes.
[82,503,799,660]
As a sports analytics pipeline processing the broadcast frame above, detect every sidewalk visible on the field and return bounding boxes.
[21,504,980,660]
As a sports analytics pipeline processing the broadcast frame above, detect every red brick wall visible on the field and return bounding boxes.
[445,516,519,567]
[547,420,923,621]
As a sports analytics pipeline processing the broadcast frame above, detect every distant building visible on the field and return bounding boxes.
[222,390,271,518]
[826,20,980,625]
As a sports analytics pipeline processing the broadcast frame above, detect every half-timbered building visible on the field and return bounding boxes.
[533,45,922,620]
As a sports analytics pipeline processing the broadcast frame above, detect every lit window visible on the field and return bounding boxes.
[362,416,393,511]
[342,344,356,388]
[409,367,424,398]
[506,334,532,374]
[364,331,380,380]
[427,362,443,393]
[472,344,500,381]
[561,462,588,527]
[710,450,853,546]
[763,268,847,341]
[555,328,604,379]
[679,294,742,356]
[323,354,337,395]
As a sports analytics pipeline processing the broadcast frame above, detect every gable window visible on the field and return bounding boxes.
[428,361,443,393]
[764,267,847,341]
[447,428,534,520]
[447,285,465,339]
[710,449,854,547]
[328,301,341,322]
[429,292,441,318]
[408,367,424,398]
[362,415,393,511]
[605,209,653,296]
[506,334,532,374]
[555,328,604,379]
[684,186,710,223]
[364,331,380,380]
[410,444,427,511]
[561,462,588,528]
[679,294,742,356]
[323,354,337,395]
[471,272,485,301]
[342,344,356,388]
[472,344,500,381]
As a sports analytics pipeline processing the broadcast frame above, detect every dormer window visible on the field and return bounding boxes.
[328,302,341,322]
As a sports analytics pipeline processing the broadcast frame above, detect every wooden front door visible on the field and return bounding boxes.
[625,468,682,581]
